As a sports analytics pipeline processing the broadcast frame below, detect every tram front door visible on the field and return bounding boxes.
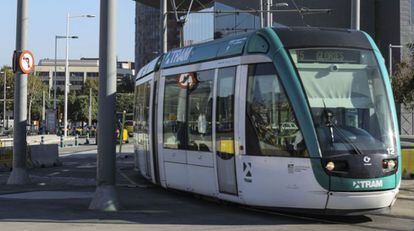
[135,75,154,180]
[215,67,238,195]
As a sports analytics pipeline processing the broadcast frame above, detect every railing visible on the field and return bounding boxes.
[0,138,13,170]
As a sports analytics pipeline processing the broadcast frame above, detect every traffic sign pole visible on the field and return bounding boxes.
[8,0,30,185]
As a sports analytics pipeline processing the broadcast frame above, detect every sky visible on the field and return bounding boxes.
[0,0,135,67]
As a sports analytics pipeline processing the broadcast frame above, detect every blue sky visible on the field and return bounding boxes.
[0,0,135,67]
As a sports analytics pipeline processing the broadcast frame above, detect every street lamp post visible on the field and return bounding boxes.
[54,35,78,111]
[2,71,6,128]
[389,44,403,77]
[64,13,95,137]
[266,1,288,27]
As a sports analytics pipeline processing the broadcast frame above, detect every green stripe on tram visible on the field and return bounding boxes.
[363,32,402,188]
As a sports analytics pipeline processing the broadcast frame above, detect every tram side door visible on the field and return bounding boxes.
[215,66,238,195]
[135,75,154,180]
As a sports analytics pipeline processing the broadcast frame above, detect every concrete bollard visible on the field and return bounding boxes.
[40,135,45,145]
[75,134,79,146]
[60,135,64,148]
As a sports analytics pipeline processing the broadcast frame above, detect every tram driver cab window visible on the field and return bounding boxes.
[246,63,308,157]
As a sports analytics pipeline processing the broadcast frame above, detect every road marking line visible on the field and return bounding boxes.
[118,170,148,188]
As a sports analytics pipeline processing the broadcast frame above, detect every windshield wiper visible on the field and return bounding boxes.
[322,100,335,144]
[322,100,363,155]
[331,122,364,155]
[325,109,335,144]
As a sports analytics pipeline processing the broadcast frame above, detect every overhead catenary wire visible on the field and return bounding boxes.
[167,8,332,15]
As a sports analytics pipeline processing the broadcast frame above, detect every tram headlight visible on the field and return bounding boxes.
[382,159,397,171]
[325,161,335,171]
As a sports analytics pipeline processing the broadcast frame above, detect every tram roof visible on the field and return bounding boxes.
[136,26,372,80]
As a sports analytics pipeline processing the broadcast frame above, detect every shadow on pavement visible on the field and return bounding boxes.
[0,146,376,227]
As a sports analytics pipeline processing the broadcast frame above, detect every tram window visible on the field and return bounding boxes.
[246,63,308,157]
[135,82,151,145]
[216,67,236,155]
[187,70,214,152]
[163,76,187,149]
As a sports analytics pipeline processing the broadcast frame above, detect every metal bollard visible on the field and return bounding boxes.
[40,135,44,145]
[85,132,90,145]
[75,134,79,146]
[60,135,64,148]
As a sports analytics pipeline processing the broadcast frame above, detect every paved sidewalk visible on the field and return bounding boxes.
[400,179,414,200]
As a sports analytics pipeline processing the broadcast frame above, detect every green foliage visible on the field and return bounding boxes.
[392,44,414,109]
[0,66,15,115]
[118,76,134,93]
[27,73,49,123]
[116,93,134,114]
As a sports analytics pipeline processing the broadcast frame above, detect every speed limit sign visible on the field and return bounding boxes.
[17,50,35,74]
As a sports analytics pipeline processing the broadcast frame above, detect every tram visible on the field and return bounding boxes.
[133,26,401,214]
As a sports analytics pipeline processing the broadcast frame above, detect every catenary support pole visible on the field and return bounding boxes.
[351,0,360,30]
[89,0,120,211]
[260,0,264,28]
[267,0,272,27]
[8,0,30,184]
[161,0,167,53]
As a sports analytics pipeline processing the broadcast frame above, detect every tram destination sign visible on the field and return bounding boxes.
[296,49,361,64]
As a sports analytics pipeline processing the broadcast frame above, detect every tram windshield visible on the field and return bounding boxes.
[289,48,396,157]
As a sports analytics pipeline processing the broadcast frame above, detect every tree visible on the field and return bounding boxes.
[80,79,98,95]
[116,93,134,114]
[0,66,15,118]
[117,76,134,93]
[27,73,48,124]
[391,44,414,109]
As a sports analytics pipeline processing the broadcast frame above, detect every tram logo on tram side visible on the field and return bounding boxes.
[164,47,194,65]
[243,162,252,183]
[352,180,383,189]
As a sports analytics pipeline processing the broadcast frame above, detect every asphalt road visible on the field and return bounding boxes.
[0,144,413,231]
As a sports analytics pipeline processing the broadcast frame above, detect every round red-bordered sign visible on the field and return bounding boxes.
[177,73,197,90]
[18,50,35,74]
[176,72,197,89]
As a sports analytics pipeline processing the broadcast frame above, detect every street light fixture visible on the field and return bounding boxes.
[54,35,78,111]
[64,13,95,137]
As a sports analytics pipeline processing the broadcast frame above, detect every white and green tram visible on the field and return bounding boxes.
[133,26,401,214]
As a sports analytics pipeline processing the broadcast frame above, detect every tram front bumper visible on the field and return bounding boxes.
[326,189,398,211]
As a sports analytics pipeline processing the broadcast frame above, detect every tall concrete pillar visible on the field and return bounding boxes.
[89,0,120,211]
[8,0,30,185]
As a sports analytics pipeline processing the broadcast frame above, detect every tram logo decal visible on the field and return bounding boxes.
[164,47,193,65]
[243,162,252,183]
[353,180,383,189]
[363,156,372,166]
